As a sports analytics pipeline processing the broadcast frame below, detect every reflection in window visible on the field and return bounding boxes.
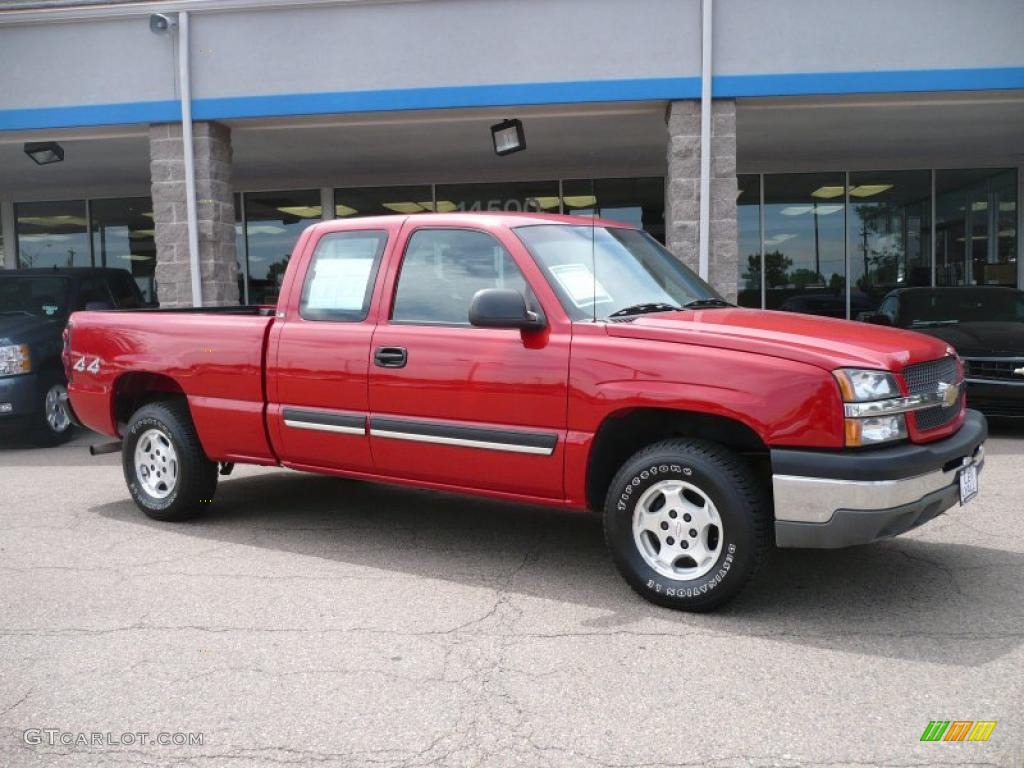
[764,173,847,318]
[736,174,761,308]
[936,169,1018,287]
[562,177,666,242]
[90,197,157,303]
[436,180,560,216]
[334,185,434,217]
[15,200,90,269]
[243,190,321,305]
[847,170,931,313]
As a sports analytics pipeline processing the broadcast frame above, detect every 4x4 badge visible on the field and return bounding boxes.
[74,355,101,374]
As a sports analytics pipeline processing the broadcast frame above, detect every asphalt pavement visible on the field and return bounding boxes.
[1,426,1022,767]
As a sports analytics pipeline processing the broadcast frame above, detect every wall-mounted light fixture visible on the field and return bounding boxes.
[149,13,177,33]
[491,119,526,156]
[24,142,65,165]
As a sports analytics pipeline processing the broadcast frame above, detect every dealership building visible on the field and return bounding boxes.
[0,0,1022,314]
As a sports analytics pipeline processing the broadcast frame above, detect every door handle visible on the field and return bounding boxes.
[374,346,408,368]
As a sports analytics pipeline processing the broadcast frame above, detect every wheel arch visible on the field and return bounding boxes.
[111,372,188,432]
[585,407,771,512]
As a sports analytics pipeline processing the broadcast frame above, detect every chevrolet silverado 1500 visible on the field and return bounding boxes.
[64,213,986,610]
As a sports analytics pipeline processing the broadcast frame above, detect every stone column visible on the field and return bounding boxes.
[150,121,238,307]
[665,100,739,302]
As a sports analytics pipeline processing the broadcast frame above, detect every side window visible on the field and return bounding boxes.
[391,228,529,326]
[880,297,898,322]
[76,277,115,310]
[300,230,387,321]
[107,273,144,309]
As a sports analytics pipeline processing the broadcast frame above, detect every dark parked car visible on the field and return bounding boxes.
[0,268,147,446]
[860,286,1024,418]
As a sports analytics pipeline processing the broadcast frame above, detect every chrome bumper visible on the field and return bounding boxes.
[773,443,984,524]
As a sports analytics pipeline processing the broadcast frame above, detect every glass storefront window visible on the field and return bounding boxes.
[334,185,434,217]
[936,168,1018,287]
[561,177,665,242]
[15,200,90,269]
[90,197,157,303]
[847,170,931,313]
[243,190,321,305]
[435,180,560,216]
[763,173,847,318]
[736,174,761,308]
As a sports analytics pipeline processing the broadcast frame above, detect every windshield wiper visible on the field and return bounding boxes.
[608,302,682,318]
[682,298,732,309]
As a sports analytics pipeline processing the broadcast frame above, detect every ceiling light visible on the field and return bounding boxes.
[130,228,156,237]
[491,118,526,156]
[128,253,154,261]
[433,200,458,213]
[780,205,813,216]
[814,204,843,216]
[382,202,425,214]
[24,141,65,165]
[562,195,598,209]
[334,204,358,217]
[277,206,321,218]
[849,184,893,198]
[812,185,846,199]
[532,197,561,210]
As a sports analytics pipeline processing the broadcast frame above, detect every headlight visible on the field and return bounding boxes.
[833,368,901,401]
[0,344,31,376]
[833,368,906,447]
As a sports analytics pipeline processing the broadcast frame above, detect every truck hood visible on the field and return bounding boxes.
[904,321,1024,358]
[0,313,62,348]
[604,308,952,372]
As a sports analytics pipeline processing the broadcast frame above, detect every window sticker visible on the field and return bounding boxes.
[548,263,613,308]
[305,257,373,311]
[42,305,60,316]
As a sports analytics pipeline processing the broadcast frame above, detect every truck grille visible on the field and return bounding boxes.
[964,357,1024,381]
[903,356,961,432]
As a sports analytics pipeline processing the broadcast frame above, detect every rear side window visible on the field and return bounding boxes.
[300,230,387,321]
[107,272,144,308]
[391,228,529,326]
[76,277,115,310]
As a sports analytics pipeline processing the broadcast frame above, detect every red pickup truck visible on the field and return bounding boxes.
[64,212,986,611]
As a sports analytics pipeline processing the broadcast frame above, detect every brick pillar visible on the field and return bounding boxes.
[665,100,739,302]
[150,121,238,307]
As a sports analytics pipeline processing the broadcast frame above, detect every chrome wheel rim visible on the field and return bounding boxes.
[632,479,724,581]
[134,428,179,499]
[45,384,71,434]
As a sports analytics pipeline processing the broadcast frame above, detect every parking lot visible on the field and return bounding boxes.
[1,427,1022,767]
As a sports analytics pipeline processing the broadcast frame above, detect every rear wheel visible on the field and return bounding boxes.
[122,401,217,521]
[29,379,74,447]
[603,438,769,611]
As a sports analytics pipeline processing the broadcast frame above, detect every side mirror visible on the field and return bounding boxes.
[856,311,893,326]
[84,301,113,311]
[468,289,545,331]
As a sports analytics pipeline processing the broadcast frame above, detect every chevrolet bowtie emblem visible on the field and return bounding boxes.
[937,381,960,408]
[1014,366,1024,377]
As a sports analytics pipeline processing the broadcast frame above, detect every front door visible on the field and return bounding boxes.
[268,225,393,473]
[368,224,570,499]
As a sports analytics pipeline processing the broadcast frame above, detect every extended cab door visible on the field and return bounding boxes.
[266,222,397,473]
[367,222,570,500]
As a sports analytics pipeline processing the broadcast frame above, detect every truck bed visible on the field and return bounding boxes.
[66,308,278,464]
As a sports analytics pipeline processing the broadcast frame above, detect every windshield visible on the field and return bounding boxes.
[901,290,1024,327]
[0,276,71,319]
[514,225,722,320]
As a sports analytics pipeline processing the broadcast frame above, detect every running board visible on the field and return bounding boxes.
[89,441,122,456]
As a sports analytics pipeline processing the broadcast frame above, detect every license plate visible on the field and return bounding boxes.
[959,464,979,505]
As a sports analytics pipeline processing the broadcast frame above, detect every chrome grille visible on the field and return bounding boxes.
[903,356,961,431]
[964,357,1024,381]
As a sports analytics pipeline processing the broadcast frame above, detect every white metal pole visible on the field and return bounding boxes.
[697,0,713,282]
[178,11,202,307]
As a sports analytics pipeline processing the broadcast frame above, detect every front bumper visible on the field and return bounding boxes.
[965,378,1024,419]
[0,372,40,421]
[772,409,987,548]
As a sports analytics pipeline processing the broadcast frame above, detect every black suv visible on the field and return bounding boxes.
[860,286,1024,419]
[0,268,148,446]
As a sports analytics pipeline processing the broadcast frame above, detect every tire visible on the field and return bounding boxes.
[29,378,74,447]
[603,438,769,612]
[122,400,218,522]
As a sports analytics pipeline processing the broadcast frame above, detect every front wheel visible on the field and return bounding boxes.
[29,380,74,447]
[122,400,218,522]
[603,439,769,612]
